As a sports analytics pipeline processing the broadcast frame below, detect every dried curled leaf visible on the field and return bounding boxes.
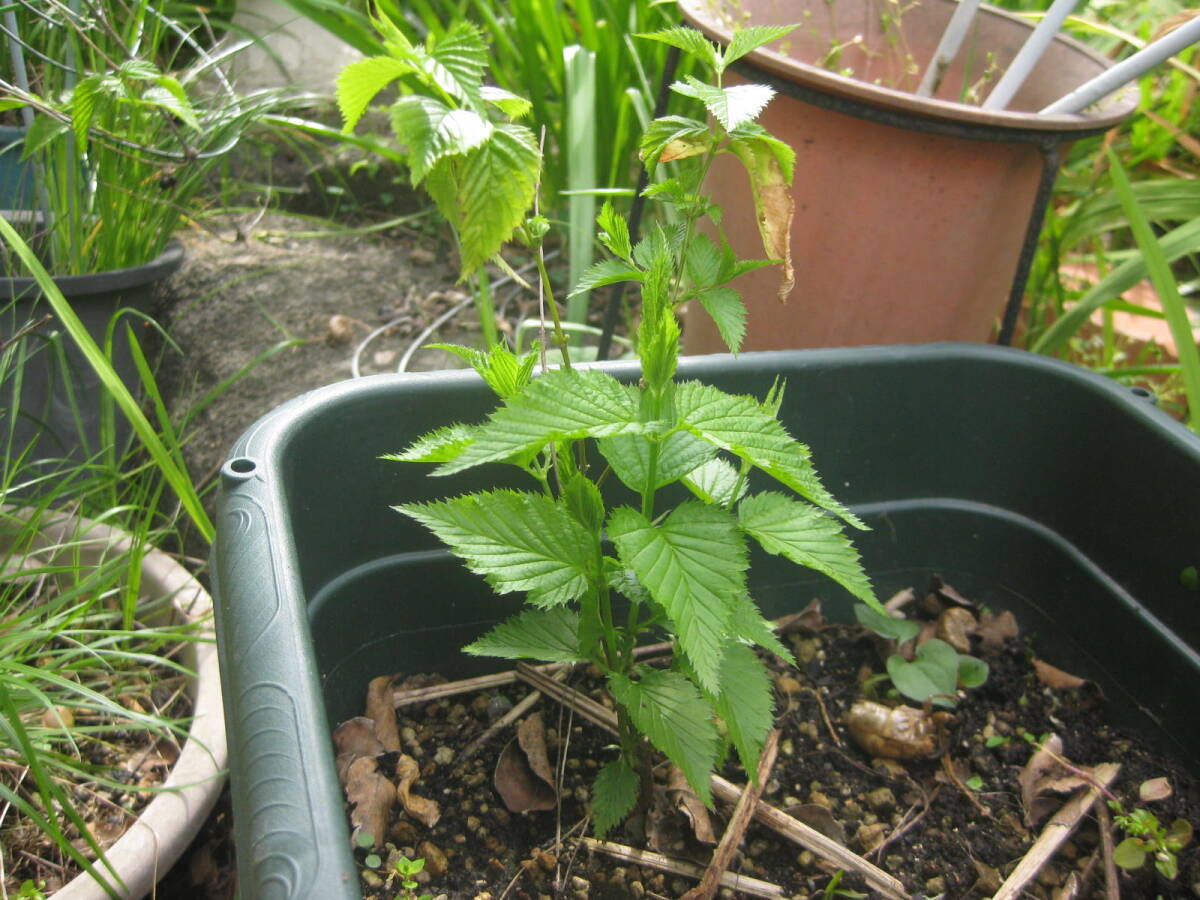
[1017,735,1106,827]
[396,753,441,827]
[936,606,977,654]
[976,610,1019,652]
[1032,658,1088,691]
[667,765,717,846]
[494,713,558,814]
[333,716,385,781]
[345,756,396,847]
[845,699,952,760]
[1139,776,1173,803]
[366,674,402,752]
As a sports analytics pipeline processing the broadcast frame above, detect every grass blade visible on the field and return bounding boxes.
[1106,149,1200,431]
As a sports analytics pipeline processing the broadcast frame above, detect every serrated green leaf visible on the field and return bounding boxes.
[146,77,200,130]
[593,758,640,837]
[681,457,747,507]
[424,21,488,111]
[445,123,540,276]
[610,668,720,805]
[675,382,864,528]
[464,606,584,662]
[597,431,718,494]
[608,503,746,692]
[434,368,645,475]
[721,25,797,72]
[696,287,747,354]
[729,594,795,665]
[711,643,774,776]
[395,490,596,607]
[639,115,709,170]
[481,85,532,118]
[69,75,102,147]
[428,341,535,399]
[671,77,775,131]
[738,492,876,607]
[636,26,720,70]
[568,259,644,298]
[684,233,722,289]
[564,472,606,533]
[390,95,493,184]
[886,639,960,708]
[597,201,633,262]
[338,56,414,133]
[385,423,474,463]
[728,122,796,183]
[854,603,919,642]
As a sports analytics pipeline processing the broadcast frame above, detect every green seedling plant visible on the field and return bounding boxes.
[391,855,433,900]
[361,16,885,836]
[1109,802,1193,880]
[854,603,989,709]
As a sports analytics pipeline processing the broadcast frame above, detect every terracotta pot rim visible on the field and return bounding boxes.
[680,0,1139,133]
[0,508,225,900]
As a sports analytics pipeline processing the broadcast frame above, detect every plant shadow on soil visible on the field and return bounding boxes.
[336,583,1200,900]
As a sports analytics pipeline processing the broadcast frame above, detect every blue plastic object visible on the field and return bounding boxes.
[213,344,1200,899]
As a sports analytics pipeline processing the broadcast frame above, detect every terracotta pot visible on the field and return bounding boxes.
[679,0,1139,352]
[0,509,225,899]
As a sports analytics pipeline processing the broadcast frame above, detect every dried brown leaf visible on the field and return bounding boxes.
[667,765,717,846]
[777,597,825,634]
[396,753,441,827]
[1032,658,1088,691]
[345,756,396,847]
[976,610,1019,652]
[1139,777,1173,803]
[936,606,977,654]
[928,576,977,609]
[366,675,401,751]
[334,716,385,782]
[494,713,558,814]
[1018,736,1105,827]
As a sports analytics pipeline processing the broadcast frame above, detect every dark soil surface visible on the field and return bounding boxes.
[334,584,1200,900]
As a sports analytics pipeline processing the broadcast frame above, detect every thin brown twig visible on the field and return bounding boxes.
[803,686,843,747]
[867,783,938,861]
[940,754,992,817]
[451,668,569,771]
[394,641,673,708]
[681,729,781,900]
[584,838,786,898]
[1096,796,1121,900]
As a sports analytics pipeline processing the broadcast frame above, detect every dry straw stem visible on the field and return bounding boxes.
[992,762,1121,900]
[583,839,785,898]
[681,729,780,900]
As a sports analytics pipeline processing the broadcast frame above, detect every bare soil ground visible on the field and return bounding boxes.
[156,210,474,498]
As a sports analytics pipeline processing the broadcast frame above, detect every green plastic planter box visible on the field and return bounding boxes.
[212,344,1200,900]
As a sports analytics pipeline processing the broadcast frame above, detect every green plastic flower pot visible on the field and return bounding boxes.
[212,343,1200,899]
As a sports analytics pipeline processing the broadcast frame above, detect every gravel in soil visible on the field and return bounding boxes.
[338,584,1200,900]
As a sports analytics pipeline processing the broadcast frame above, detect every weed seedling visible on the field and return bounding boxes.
[854,603,988,708]
[1109,802,1193,880]
[391,855,433,900]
